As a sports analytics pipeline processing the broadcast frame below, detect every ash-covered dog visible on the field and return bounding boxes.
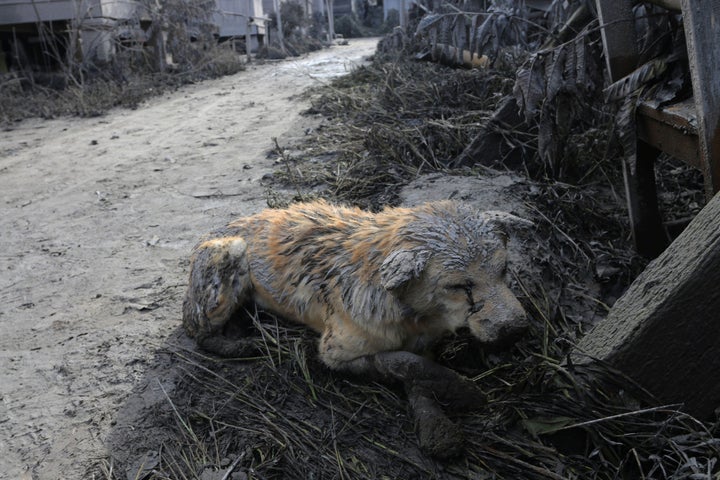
[183,200,530,456]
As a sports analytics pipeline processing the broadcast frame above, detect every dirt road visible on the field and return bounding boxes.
[0,38,378,479]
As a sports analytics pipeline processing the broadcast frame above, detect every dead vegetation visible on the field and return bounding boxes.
[256,2,328,60]
[91,0,717,478]
[0,0,246,123]
[103,285,720,479]
[0,0,347,124]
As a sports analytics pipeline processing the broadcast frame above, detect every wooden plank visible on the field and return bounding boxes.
[638,97,697,132]
[682,0,720,197]
[594,0,638,81]
[637,98,700,168]
[573,191,720,419]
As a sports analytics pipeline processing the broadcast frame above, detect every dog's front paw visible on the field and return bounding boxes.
[409,391,464,459]
[430,372,485,411]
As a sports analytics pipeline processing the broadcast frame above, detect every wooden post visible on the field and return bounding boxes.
[681,0,720,198]
[622,142,668,258]
[147,15,167,73]
[573,191,720,419]
[245,17,252,63]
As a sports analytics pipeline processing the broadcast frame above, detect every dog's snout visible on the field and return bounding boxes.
[467,282,529,345]
[502,315,527,336]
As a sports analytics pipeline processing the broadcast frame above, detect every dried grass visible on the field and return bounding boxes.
[280,57,513,208]
[110,302,719,479]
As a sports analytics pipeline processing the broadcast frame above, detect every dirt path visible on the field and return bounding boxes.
[0,38,378,479]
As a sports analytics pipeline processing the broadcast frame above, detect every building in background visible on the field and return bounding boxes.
[0,0,266,71]
[214,0,266,50]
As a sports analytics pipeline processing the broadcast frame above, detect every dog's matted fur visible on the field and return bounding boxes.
[182,200,530,456]
[183,200,528,367]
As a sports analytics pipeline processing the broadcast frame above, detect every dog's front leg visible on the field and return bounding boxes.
[370,351,484,410]
[343,351,484,458]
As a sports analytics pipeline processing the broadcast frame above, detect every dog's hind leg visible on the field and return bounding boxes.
[182,237,255,357]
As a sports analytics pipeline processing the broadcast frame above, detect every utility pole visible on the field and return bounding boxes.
[273,0,286,53]
[325,0,334,43]
[245,17,253,62]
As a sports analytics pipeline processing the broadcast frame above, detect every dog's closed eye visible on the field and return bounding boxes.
[444,280,474,292]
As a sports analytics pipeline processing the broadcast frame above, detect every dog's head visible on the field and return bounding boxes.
[380,203,531,345]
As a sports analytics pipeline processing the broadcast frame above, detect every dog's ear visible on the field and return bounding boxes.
[482,211,534,229]
[482,211,533,239]
[380,248,432,290]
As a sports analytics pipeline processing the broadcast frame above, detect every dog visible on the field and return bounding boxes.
[182,199,530,456]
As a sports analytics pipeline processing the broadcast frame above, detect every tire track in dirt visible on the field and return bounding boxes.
[0,38,377,479]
